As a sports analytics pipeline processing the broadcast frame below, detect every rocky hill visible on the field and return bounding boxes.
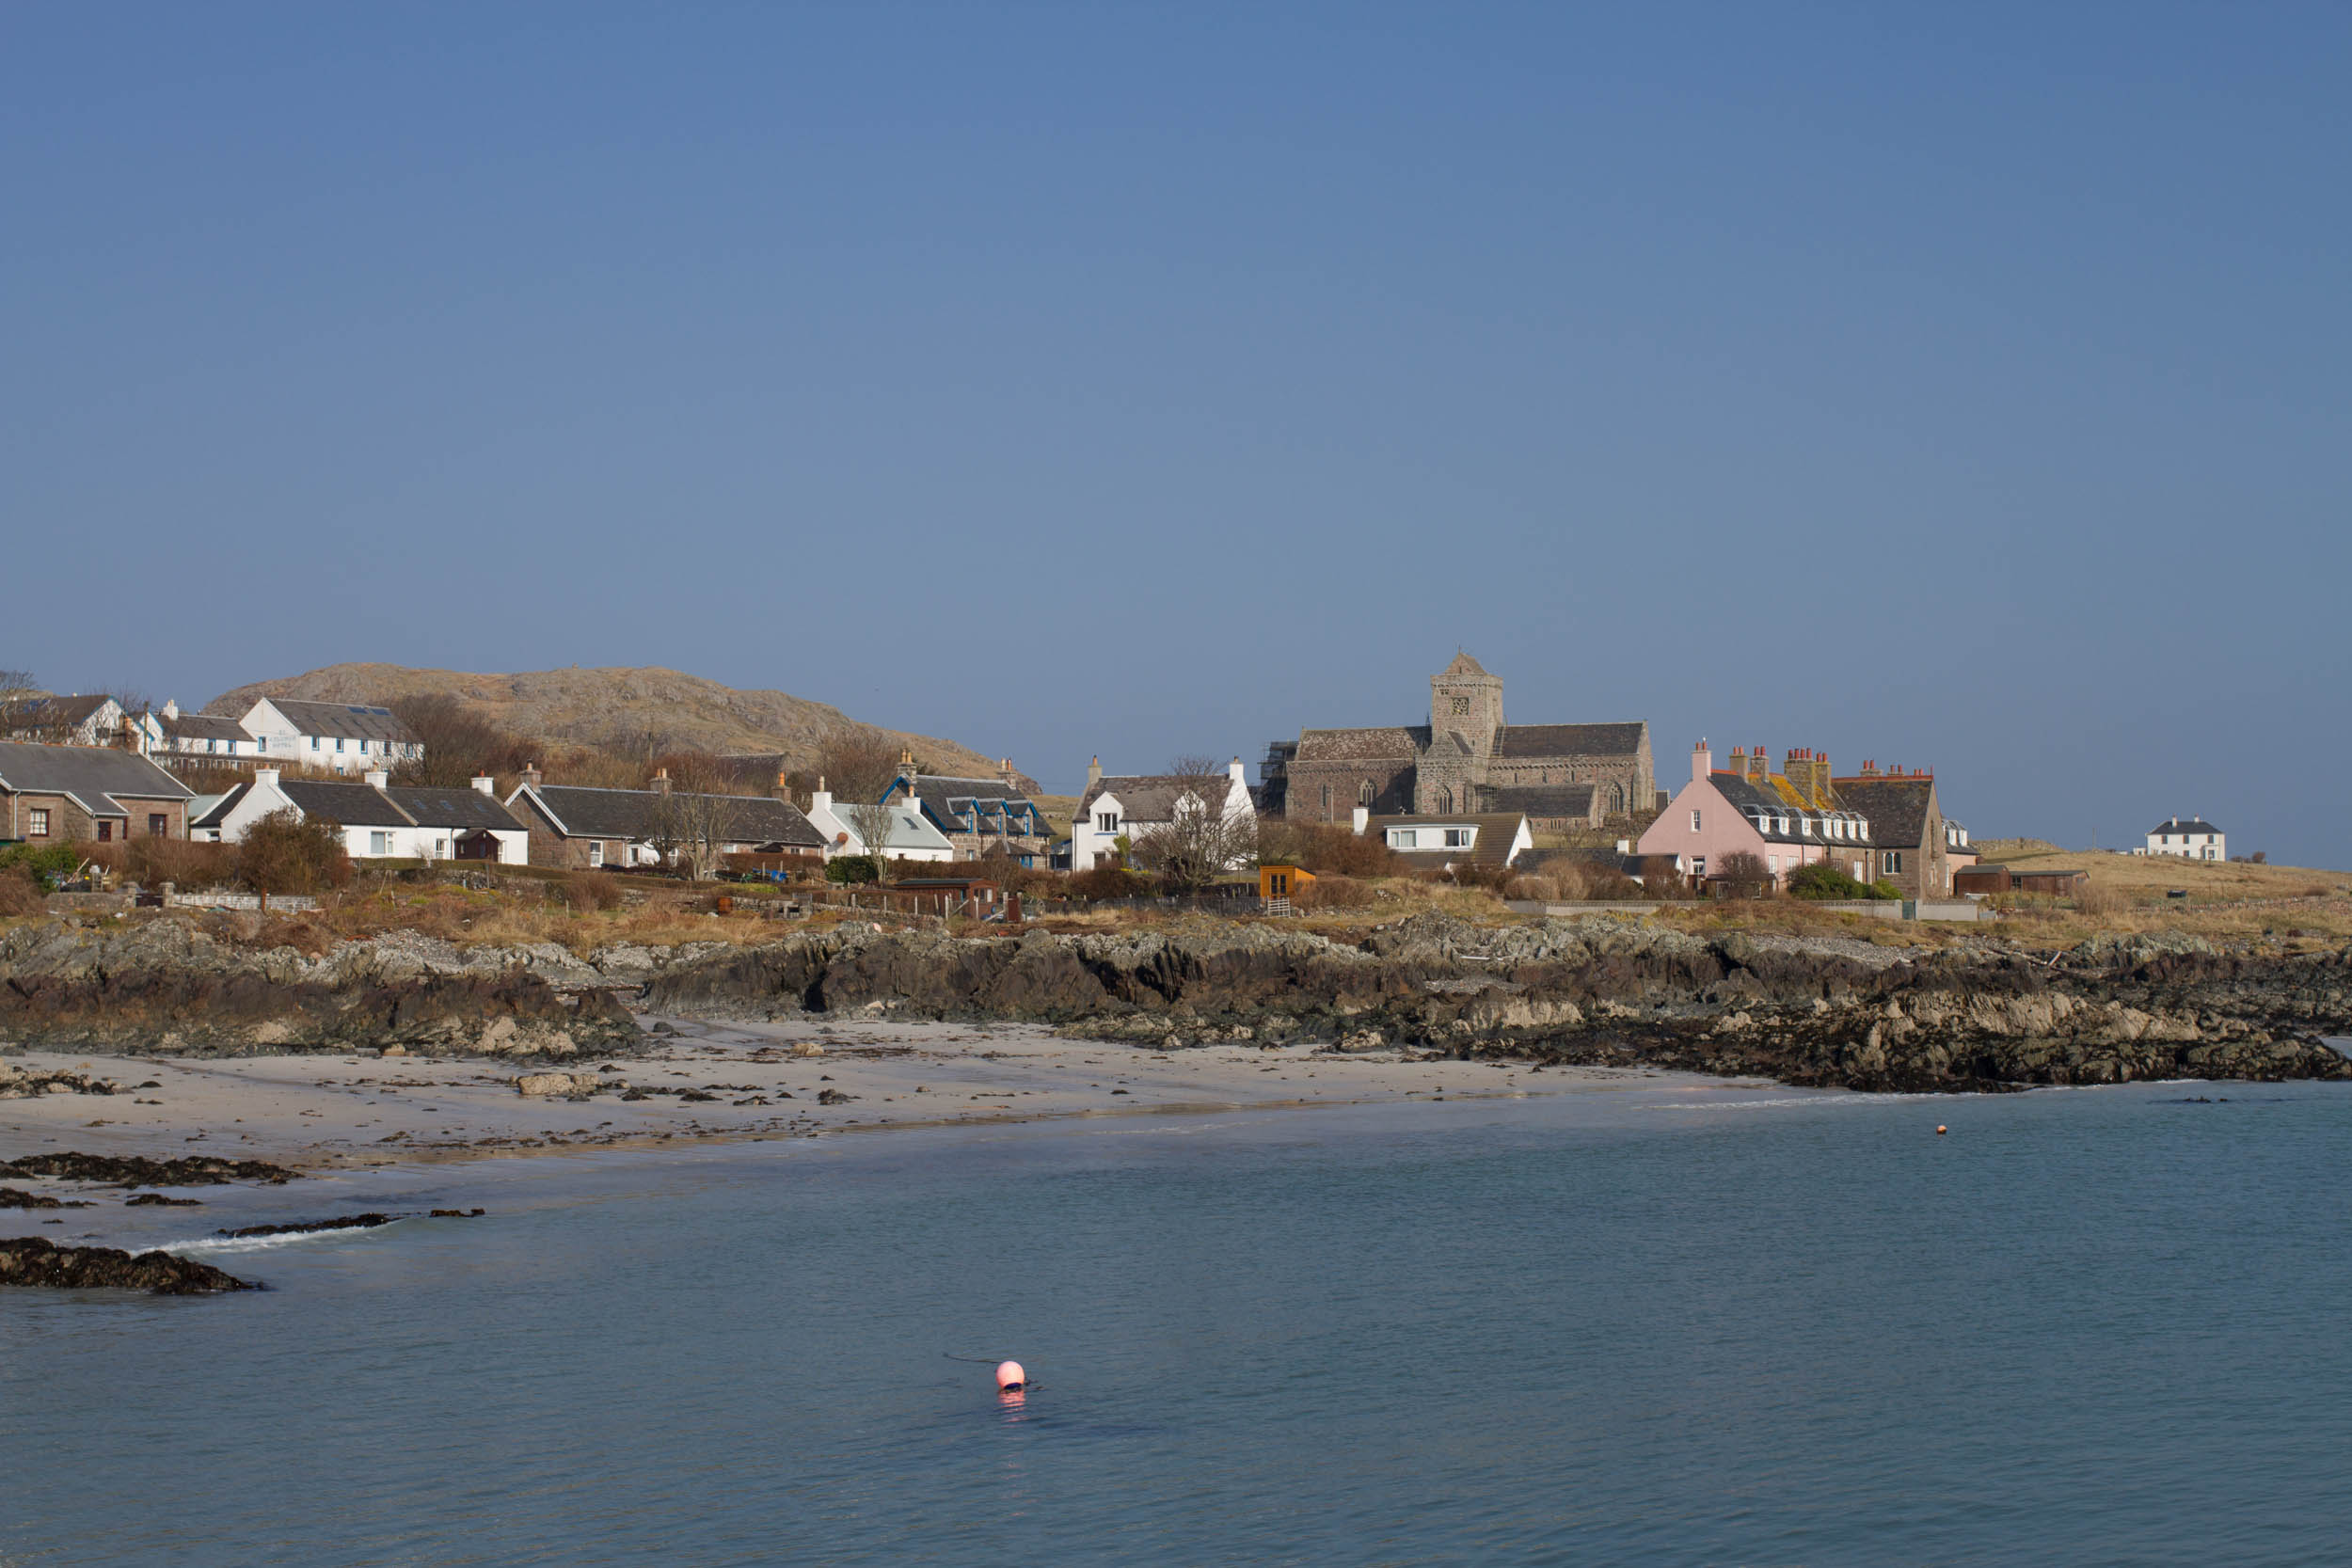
[204,663,1016,780]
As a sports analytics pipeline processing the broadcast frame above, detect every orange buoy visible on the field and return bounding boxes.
[995,1360,1025,1392]
[1935,1124,1947,1135]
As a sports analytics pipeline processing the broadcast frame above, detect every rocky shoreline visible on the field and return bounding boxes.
[0,1236,257,1293]
[3,913,2348,1093]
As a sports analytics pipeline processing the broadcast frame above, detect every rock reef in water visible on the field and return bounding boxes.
[0,1236,257,1294]
[0,918,638,1058]
[640,913,2352,1093]
[3,1153,301,1187]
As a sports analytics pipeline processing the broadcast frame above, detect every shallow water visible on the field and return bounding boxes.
[8,1078,2352,1565]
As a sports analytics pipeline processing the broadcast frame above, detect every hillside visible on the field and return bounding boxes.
[204,663,1018,781]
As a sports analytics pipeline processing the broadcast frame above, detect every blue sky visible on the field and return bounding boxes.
[7,5,2347,863]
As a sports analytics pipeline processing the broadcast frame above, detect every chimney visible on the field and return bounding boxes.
[653,767,672,796]
[1351,804,1370,835]
[163,698,179,721]
[255,767,280,790]
[1859,759,1880,778]
[363,768,389,790]
[1692,738,1711,786]
[470,774,495,796]
[522,762,544,789]
[1000,756,1018,787]
[811,777,833,816]
[1087,755,1102,789]
[1229,755,1246,784]
[774,768,790,800]
[1747,746,1769,784]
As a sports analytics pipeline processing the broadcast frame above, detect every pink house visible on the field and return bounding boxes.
[1638,740,1877,888]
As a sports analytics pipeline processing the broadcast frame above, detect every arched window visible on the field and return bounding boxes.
[1321,784,1332,815]
[1359,779,1375,806]
[1435,785,1454,813]
[1608,783,1625,814]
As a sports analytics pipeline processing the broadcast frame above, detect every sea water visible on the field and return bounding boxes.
[7,1077,2352,1566]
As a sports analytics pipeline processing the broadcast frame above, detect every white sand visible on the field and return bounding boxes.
[0,1014,1736,1170]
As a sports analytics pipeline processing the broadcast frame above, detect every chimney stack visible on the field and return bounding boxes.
[1229,755,1246,785]
[470,774,495,796]
[1747,746,1769,784]
[1087,755,1102,789]
[774,768,790,800]
[1692,737,1711,786]
[1000,756,1018,787]
[653,767,672,796]
[811,777,832,816]
[1351,804,1370,835]
[521,762,544,789]
[363,768,389,791]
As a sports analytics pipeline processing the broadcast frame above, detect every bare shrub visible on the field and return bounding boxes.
[561,873,625,913]
[0,867,46,917]
[1256,819,1406,878]
[1504,875,1560,902]
[1294,873,1371,911]
[1714,851,1774,899]
[1069,864,1147,901]
[235,810,353,908]
[2073,882,2125,918]
[126,837,231,890]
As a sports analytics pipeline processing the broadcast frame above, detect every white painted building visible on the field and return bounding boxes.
[193,768,528,863]
[804,787,956,863]
[2142,816,2225,861]
[237,698,422,776]
[1068,758,1257,873]
[1357,807,1535,875]
[130,701,262,762]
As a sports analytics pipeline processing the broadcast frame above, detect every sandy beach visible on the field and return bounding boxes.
[1,1013,1733,1174]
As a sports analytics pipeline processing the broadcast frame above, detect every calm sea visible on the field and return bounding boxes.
[8,1074,2352,1566]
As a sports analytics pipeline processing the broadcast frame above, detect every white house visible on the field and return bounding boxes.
[1356,807,1534,875]
[130,701,262,763]
[195,768,529,863]
[0,694,125,748]
[2143,816,2225,861]
[804,786,956,863]
[1069,757,1257,874]
[237,698,422,775]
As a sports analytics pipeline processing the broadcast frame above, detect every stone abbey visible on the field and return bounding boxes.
[1264,653,1654,830]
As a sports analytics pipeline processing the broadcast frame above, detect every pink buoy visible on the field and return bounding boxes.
[995,1360,1025,1392]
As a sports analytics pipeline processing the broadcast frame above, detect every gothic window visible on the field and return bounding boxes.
[1436,786,1454,813]
[1321,784,1332,814]
[1608,783,1625,814]
[1358,780,1374,806]
[1450,695,1470,715]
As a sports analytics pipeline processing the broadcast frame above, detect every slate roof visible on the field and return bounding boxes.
[1484,784,1597,820]
[2148,816,2222,837]
[519,785,823,848]
[253,699,419,744]
[1294,726,1425,762]
[281,780,414,829]
[387,787,526,833]
[1362,812,1529,867]
[1438,651,1493,677]
[152,710,252,743]
[1493,722,1646,759]
[1833,776,1936,850]
[807,799,953,856]
[897,775,1047,837]
[0,741,193,818]
[1707,772,1857,846]
[191,784,250,830]
[0,694,117,734]
[1075,773,1245,823]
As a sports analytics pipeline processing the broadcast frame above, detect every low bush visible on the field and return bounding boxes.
[825,856,881,886]
[0,866,46,917]
[2073,882,2125,917]
[560,873,626,913]
[1787,863,1873,901]
[0,842,88,889]
[1503,875,1560,902]
[1254,819,1407,878]
[1449,863,1515,894]
[1713,851,1774,900]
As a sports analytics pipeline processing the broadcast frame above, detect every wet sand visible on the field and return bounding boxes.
[1,1014,1742,1172]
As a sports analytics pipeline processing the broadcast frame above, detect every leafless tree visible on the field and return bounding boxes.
[815,724,912,869]
[234,810,352,911]
[388,694,531,787]
[1130,756,1256,894]
[646,753,741,880]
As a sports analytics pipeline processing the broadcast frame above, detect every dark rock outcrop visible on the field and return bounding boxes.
[125,1193,203,1207]
[643,915,2352,1093]
[3,1153,302,1186]
[216,1212,394,1239]
[0,918,638,1057]
[0,1236,257,1293]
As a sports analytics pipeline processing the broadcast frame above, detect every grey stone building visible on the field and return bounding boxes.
[1277,653,1652,829]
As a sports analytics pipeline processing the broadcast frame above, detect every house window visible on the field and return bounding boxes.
[206,738,216,753]
[309,736,319,751]
[369,831,391,856]
[27,808,49,837]
[257,736,267,753]
[1389,829,1418,848]
[1443,828,1470,847]
[148,814,167,837]
[1097,812,1119,832]
[1691,810,1702,832]
[97,821,114,842]
[1692,857,1707,878]
[589,842,604,867]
